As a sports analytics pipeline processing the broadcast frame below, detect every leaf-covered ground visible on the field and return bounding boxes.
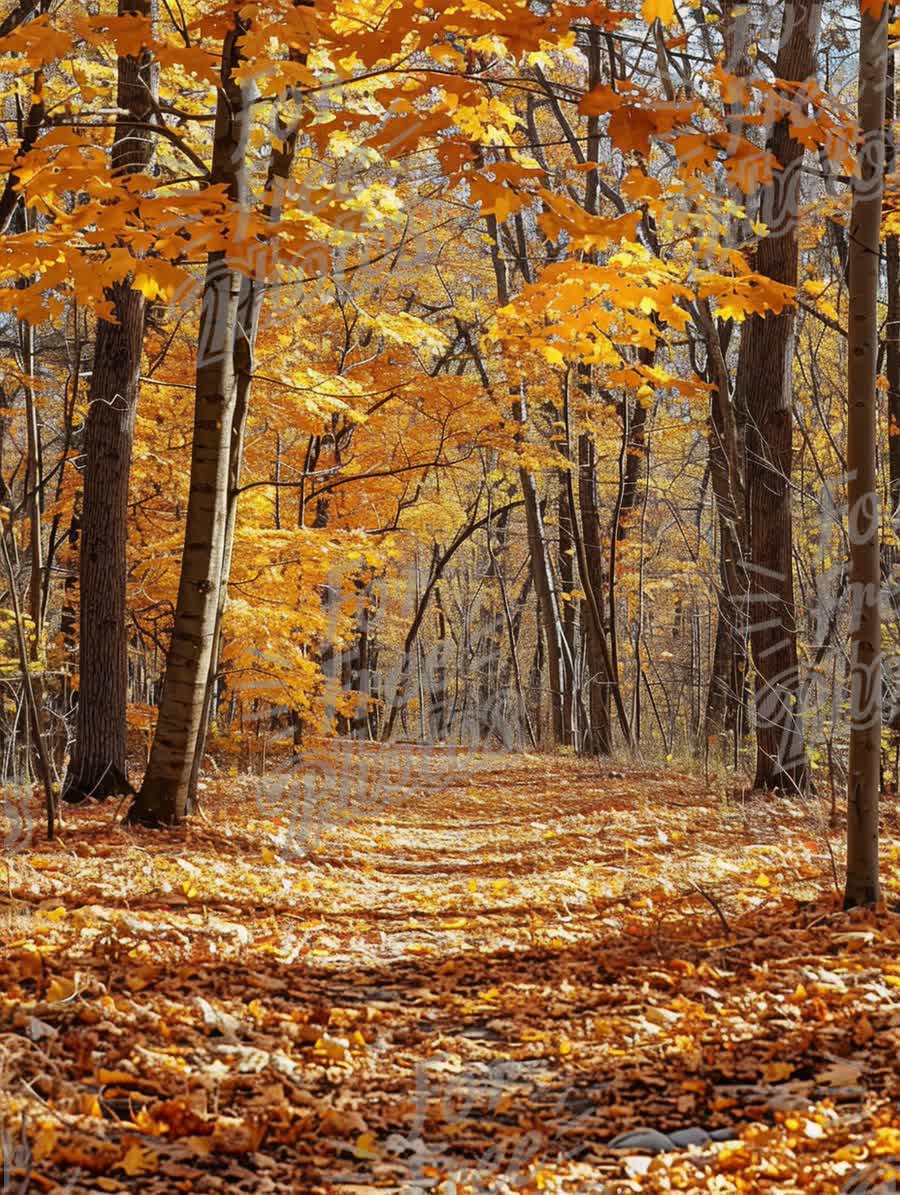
[1,745,899,1193]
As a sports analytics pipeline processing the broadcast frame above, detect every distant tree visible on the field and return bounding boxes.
[844,0,887,908]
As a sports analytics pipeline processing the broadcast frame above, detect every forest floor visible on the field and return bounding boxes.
[1,744,899,1194]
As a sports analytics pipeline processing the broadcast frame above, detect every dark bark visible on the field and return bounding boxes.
[737,0,821,793]
[561,380,631,748]
[700,300,749,746]
[476,509,509,743]
[884,42,900,735]
[845,2,887,907]
[351,573,375,738]
[614,390,649,543]
[558,455,577,746]
[886,44,900,532]
[608,351,651,701]
[484,209,571,744]
[63,0,157,802]
[0,73,45,237]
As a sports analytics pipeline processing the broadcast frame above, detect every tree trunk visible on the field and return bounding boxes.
[186,37,305,804]
[484,211,571,745]
[888,214,900,527]
[736,0,821,793]
[699,301,748,748]
[845,0,887,908]
[883,40,900,740]
[607,361,650,701]
[705,553,748,742]
[63,0,157,802]
[558,460,577,746]
[577,430,612,754]
[887,36,900,520]
[520,464,570,744]
[475,509,509,743]
[561,380,632,749]
[129,15,252,825]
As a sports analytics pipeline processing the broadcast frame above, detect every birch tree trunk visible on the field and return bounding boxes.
[845,0,887,908]
[129,15,252,825]
[186,31,306,804]
[63,0,157,802]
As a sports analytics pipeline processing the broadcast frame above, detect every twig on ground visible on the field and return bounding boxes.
[687,879,732,937]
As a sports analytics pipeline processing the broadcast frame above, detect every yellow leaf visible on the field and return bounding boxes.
[354,1132,379,1159]
[520,1027,547,1042]
[134,1108,166,1135]
[47,976,76,1003]
[31,1122,58,1162]
[132,272,164,301]
[642,0,676,25]
[315,1034,351,1062]
[28,856,57,870]
[182,879,199,899]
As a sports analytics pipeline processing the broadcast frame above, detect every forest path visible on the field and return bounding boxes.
[1,746,899,1192]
